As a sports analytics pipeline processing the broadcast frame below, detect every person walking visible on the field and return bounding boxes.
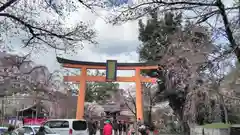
[137,118,142,126]
[93,121,98,135]
[127,125,135,135]
[122,121,127,135]
[17,128,25,135]
[112,120,118,135]
[99,118,105,135]
[3,125,15,135]
[88,119,95,135]
[118,121,123,135]
[36,126,45,135]
[103,120,112,135]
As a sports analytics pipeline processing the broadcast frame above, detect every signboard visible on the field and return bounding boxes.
[23,118,47,125]
[106,60,117,82]
[8,117,22,126]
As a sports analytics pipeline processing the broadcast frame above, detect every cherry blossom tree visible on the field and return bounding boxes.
[0,51,78,118]
[0,51,65,100]
[0,0,96,52]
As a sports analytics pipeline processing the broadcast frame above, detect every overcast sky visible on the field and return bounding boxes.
[9,5,140,89]
[8,0,235,89]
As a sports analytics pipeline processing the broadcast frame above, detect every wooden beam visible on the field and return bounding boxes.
[87,76,136,82]
[64,76,155,83]
[63,64,158,70]
[64,76,80,82]
[76,67,87,119]
[135,68,143,120]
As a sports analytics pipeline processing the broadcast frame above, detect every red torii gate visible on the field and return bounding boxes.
[57,57,160,120]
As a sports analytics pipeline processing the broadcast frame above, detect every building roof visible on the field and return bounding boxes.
[17,102,48,113]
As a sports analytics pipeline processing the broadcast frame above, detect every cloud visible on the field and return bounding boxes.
[90,40,139,55]
[7,0,236,91]
[9,6,141,89]
[5,3,166,90]
[28,45,138,89]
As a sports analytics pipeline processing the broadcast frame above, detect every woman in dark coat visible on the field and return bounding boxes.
[122,121,127,135]
[112,120,118,135]
[118,121,122,135]
[88,119,95,135]
[93,121,98,135]
[36,126,45,135]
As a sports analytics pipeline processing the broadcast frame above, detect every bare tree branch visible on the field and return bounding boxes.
[216,0,238,52]
[210,89,240,100]
[121,88,136,116]
[129,1,216,10]
[0,13,75,50]
[124,102,136,116]
[109,0,239,64]
[78,0,93,10]
[0,0,97,52]
[0,0,17,12]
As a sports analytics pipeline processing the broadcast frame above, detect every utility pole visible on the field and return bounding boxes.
[1,99,4,126]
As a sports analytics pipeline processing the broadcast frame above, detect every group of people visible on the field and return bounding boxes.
[112,120,128,135]
[87,119,129,135]
[88,119,98,135]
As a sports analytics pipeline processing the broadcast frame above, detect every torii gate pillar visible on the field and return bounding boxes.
[77,67,87,119]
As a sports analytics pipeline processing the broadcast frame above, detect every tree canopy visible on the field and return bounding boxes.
[85,70,120,103]
[0,0,96,52]
[138,11,182,63]
[102,0,239,62]
[0,52,59,98]
[137,11,214,132]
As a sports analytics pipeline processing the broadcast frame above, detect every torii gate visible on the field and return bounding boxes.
[56,57,159,120]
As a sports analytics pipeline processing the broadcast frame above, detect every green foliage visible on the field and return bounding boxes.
[137,11,212,131]
[138,11,182,63]
[138,12,182,104]
[85,70,119,102]
[137,11,184,109]
[225,109,240,124]
[203,123,231,129]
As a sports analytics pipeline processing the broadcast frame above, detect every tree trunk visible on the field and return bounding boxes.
[214,84,229,123]
[178,111,190,135]
[1,100,4,126]
[234,47,240,63]
[148,105,152,124]
[216,0,239,63]
[183,121,190,135]
[219,95,228,123]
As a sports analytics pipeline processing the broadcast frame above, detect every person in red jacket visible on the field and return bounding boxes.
[103,119,112,135]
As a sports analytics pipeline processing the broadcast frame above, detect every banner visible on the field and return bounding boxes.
[23,118,47,125]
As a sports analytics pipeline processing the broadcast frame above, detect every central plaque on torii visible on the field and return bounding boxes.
[106,60,117,82]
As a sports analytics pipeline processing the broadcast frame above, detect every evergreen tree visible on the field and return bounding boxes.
[85,70,119,102]
[138,12,182,63]
[138,11,186,130]
[138,11,213,133]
